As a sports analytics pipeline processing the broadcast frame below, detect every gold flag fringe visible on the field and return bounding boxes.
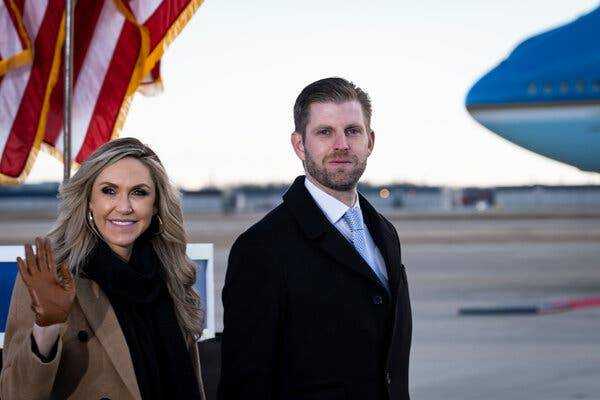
[40,0,205,172]
[0,14,66,185]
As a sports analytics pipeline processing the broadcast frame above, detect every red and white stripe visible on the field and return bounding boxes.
[0,0,63,183]
[1,0,203,182]
[44,0,203,165]
[44,0,144,163]
[0,1,24,71]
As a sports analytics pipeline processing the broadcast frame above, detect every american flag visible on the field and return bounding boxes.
[0,0,64,184]
[0,0,32,76]
[0,0,204,184]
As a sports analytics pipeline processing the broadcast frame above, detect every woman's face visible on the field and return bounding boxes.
[88,157,157,261]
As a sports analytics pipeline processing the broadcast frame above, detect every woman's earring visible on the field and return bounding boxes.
[86,210,101,238]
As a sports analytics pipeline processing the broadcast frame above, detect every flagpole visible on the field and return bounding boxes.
[63,0,74,182]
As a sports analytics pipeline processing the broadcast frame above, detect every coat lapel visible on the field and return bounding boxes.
[76,277,142,400]
[318,228,384,287]
[359,194,402,297]
[283,176,385,288]
[359,195,411,367]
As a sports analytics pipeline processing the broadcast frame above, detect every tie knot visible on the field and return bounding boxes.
[343,208,363,232]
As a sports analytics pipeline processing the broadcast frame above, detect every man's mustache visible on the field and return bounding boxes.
[323,150,358,163]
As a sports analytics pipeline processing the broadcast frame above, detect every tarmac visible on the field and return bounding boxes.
[1,212,599,399]
[405,241,600,400]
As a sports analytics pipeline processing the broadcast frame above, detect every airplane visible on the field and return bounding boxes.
[465,6,600,173]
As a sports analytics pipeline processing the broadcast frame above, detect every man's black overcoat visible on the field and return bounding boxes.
[218,176,412,400]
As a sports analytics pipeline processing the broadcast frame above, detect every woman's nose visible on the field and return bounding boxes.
[115,195,133,213]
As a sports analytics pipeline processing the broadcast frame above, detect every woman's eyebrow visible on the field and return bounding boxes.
[131,183,152,190]
[97,182,152,189]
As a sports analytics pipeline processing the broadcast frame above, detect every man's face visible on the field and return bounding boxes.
[292,100,374,192]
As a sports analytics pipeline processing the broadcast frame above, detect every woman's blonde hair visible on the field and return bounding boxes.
[47,137,203,338]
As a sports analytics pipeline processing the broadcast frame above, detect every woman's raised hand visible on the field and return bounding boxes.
[16,237,75,327]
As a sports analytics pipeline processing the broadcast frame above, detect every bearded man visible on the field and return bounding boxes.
[218,77,412,400]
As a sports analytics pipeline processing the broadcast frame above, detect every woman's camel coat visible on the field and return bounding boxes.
[0,274,206,400]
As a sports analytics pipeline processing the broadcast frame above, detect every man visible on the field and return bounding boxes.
[218,77,412,400]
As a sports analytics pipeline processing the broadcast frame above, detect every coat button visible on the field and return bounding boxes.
[385,371,392,385]
[78,330,89,343]
[372,295,383,305]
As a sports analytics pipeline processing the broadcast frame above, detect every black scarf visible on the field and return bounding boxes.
[84,235,201,400]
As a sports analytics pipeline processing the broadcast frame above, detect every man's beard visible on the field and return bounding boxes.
[303,149,367,192]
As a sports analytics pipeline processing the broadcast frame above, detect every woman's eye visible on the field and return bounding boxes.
[101,187,115,195]
[132,189,149,196]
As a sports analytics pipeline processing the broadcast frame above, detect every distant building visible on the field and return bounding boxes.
[2,182,600,216]
[181,188,223,214]
[456,188,495,210]
[359,184,444,212]
[223,184,288,213]
[0,183,59,216]
[495,185,600,212]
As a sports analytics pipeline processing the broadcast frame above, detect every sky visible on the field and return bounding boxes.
[26,0,600,189]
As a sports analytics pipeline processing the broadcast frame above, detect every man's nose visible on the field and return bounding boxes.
[332,131,350,150]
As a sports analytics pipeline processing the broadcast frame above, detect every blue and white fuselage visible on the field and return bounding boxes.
[466,7,600,172]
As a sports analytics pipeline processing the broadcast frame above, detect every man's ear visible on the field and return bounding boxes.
[367,130,375,155]
[291,132,306,161]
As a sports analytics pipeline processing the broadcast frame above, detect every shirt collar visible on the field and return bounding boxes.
[304,176,361,225]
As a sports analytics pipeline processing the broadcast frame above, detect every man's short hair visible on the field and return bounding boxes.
[293,77,372,138]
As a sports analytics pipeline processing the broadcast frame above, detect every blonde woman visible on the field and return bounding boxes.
[0,138,206,400]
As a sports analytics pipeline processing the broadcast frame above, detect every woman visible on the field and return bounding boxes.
[0,138,206,400]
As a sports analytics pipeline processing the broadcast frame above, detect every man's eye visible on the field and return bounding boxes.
[317,129,330,135]
[101,187,115,195]
[346,128,360,135]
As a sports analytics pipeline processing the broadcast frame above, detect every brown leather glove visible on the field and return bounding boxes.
[16,237,75,327]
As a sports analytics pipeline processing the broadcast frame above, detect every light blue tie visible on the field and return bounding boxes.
[343,208,389,290]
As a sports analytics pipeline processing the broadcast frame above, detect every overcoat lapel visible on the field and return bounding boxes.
[318,228,383,287]
[76,277,142,400]
[283,176,386,289]
[359,194,412,368]
[359,194,402,297]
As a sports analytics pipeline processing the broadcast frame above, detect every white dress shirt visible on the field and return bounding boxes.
[304,177,389,289]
